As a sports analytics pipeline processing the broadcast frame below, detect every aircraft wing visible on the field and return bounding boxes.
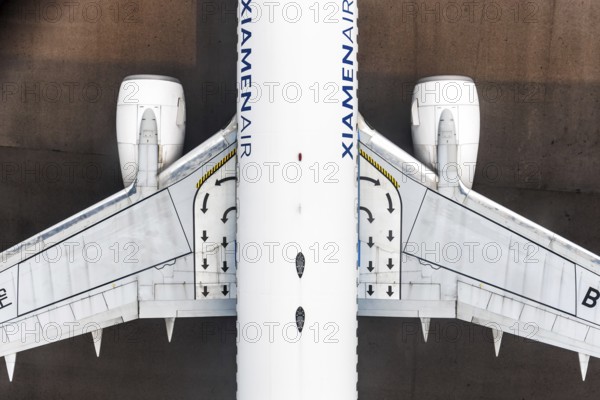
[0,120,238,380]
[357,115,600,380]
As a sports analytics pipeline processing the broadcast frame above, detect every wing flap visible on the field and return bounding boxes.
[0,281,137,358]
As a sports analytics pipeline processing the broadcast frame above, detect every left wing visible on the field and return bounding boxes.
[0,119,238,380]
[357,115,600,381]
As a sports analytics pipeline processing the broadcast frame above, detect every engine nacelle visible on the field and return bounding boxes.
[411,75,480,190]
[116,75,186,188]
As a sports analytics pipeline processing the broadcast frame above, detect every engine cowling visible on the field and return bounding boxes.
[116,75,186,188]
[411,75,480,190]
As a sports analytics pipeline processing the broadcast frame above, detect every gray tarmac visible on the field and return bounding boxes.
[0,0,600,398]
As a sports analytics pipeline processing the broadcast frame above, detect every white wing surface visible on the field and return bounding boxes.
[0,120,238,380]
[357,116,600,380]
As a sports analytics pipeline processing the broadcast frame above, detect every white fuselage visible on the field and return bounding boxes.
[236,1,359,399]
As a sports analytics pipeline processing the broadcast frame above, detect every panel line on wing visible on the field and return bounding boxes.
[16,189,191,318]
[429,189,581,276]
[576,262,579,317]
[5,188,168,271]
[15,265,18,318]
[402,189,428,253]
[167,188,192,252]
[9,252,192,324]
[404,251,581,321]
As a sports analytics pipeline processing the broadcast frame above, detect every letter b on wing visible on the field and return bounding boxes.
[582,287,600,308]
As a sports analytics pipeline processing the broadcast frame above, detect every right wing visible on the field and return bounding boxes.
[0,119,238,380]
[357,115,600,380]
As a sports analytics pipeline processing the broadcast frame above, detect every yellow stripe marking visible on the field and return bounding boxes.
[195,148,237,189]
[359,148,400,189]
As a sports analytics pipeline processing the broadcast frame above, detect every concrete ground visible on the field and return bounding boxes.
[0,0,599,398]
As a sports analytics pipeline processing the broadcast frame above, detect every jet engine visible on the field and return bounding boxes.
[410,75,480,191]
[116,75,186,188]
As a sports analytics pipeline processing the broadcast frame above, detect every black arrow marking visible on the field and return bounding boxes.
[216,176,236,186]
[360,176,380,186]
[201,193,209,214]
[201,230,208,242]
[222,237,229,248]
[222,285,229,296]
[221,207,237,223]
[367,237,375,248]
[222,261,229,273]
[367,261,374,272]
[201,258,209,270]
[386,193,395,214]
[387,230,395,242]
[386,286,394,297]
[202,286,209,297]
[367,285,375,296]
[387,258,394,270]
[360,207,375,223]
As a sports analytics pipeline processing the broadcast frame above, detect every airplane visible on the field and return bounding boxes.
[1,0,600,399]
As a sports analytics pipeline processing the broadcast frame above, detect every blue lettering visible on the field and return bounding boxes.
[342,67,353,82]
[340,0,355,160]
[241,0,252,16]
[342,45,353,65]
[239,2,253,159]
[241,48,252,73]
[342,0,354,15]
[241,143,252,158]
[342,86,354,110]
[241,91,252,112]
[342,113,353,131]
[241,115,252,133]
[241,28,252,46]
[342,142,354,159]
[343,27,354,44]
